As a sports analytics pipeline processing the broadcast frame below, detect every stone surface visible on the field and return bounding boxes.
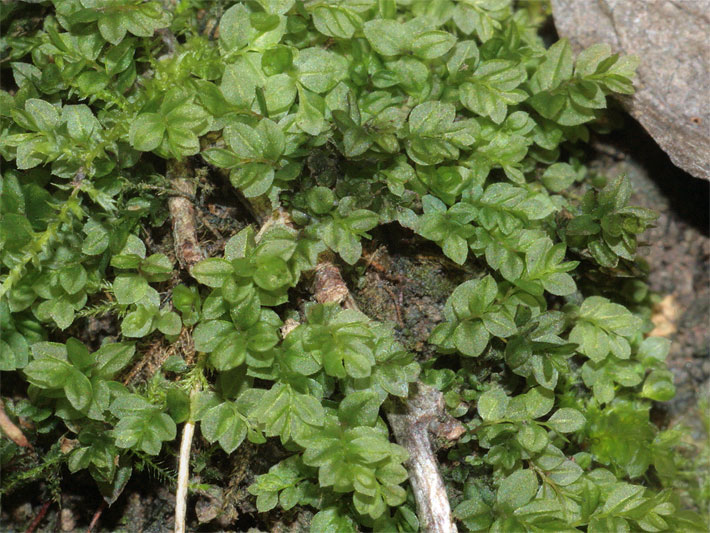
[551,0,710,180]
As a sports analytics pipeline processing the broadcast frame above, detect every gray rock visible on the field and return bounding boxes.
[551,0,710,180]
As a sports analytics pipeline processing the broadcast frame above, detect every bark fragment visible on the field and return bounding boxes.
[312,254,360,311]
[167,159,205,271]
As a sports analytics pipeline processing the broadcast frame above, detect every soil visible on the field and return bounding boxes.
[1,115,708,532]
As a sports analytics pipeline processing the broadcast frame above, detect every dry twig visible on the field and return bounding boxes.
[167,159,205,271]
[25,501,51,533]
[386,384,461,533]
[166,158,203,533]
[87,501,107,533]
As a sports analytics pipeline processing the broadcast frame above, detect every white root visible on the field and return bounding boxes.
[174,419,195,533]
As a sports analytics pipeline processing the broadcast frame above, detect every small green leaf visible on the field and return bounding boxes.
[261,46,293,75]
[601,483,646,515]
[253,257,292,291]
[453,320,490,357]
[121,306,155,338]
[140,254,173,280]
[191,259,234,288]
[24,357,72,389]
[63,104,100,141]
[59,265,88,295]
[250,383,324,444]
[210,332,247,371]
[482,310,516,338]
[219,3,251,52]
[547,408,586,433]
[114,411,176,455]
[312,6,360,39]
[637,337,671,363]
[411,30,456,59]
[193,320,234,352]
[294,47,348,94]
[129,113,165,152]
[575,43,612,78]
[541,162,577,192]
[524,387,554,419]
[641,370,676,402]
[94,343,136,379]
[497,469,538,509]
[516,423,548,453]
[202,148,242,169]
[225,123,264,159]
[113,274,149,305]
[478,388,509,421]
[25,99,59,131]
[454,494,493,531]
[83,225,110,255]
[542,272,577,296]
[531,39,573,93]
[442,234,469,264]
[363,19,408,56]
[65,369,93,412]
[156,312,182,336]
[547,459,583,486]
[230,163,275,198]
[460,60,527,124]
[201,401,248,453]
[306,186,335,215]
[338,390,380,427]
[311,507,357,533]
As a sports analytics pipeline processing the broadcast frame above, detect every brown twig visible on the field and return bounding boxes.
[25,501,51,533]
[363,246,411,284]
[0,399,32,449]
[167,159,205,271]
[87,500,107,533]
[171,328,198,533]
[195,210,224,243]
[150,20,202,533]
[380,281,404,326]
[280,317,300,338]
[199,140,275,226]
